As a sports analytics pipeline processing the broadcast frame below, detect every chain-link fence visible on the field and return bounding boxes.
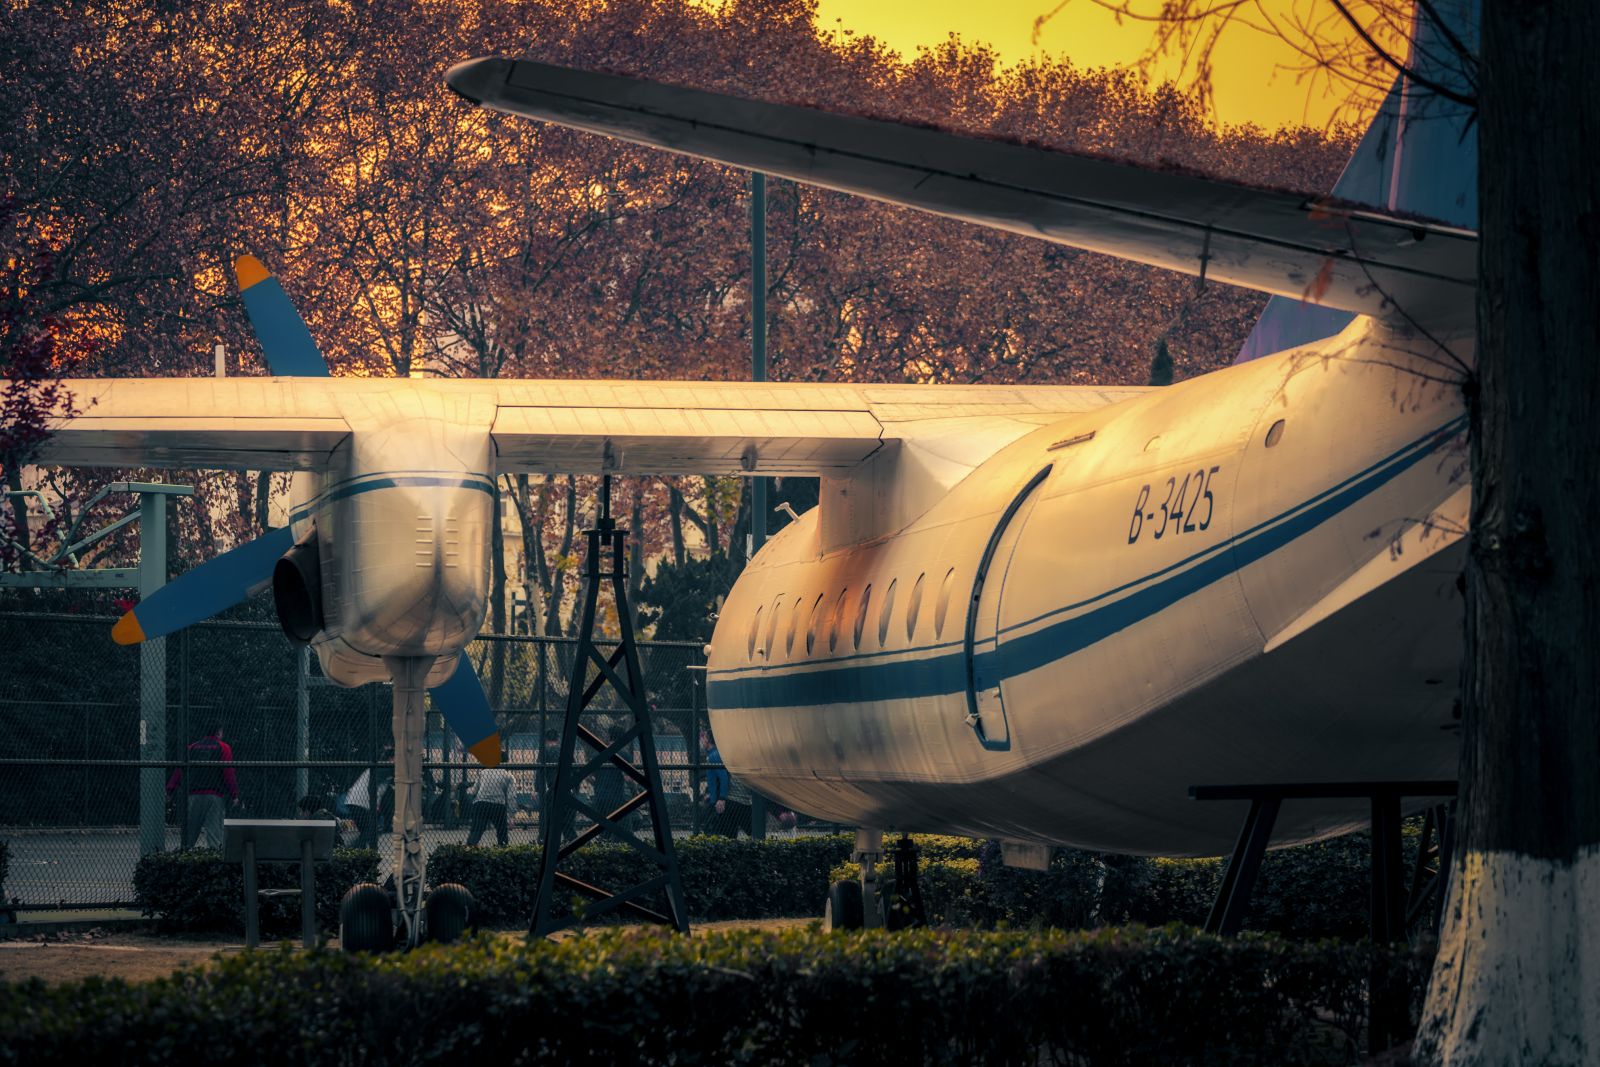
[0,611,769,911]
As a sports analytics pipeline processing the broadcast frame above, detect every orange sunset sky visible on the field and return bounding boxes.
[808,0,1375,130]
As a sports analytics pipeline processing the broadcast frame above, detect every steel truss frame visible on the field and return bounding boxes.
[530,477,689,936]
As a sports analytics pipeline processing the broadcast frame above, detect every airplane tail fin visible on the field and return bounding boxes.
[1236,0,1478,361]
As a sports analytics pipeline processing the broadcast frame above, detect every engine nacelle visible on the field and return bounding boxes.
[273,531,325,644]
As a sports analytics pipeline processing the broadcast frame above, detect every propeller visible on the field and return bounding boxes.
[112,526,294,644]
[235,255,331,378]
[109,254,501,766]
[433,650,502,767]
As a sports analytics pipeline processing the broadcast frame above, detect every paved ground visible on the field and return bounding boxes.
[2,823,549,906]
[3,821,806,908]
[0,918,817,985]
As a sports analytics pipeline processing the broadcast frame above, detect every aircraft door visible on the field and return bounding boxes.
[965,465,1052,751]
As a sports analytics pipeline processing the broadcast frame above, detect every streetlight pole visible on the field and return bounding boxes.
[749,171,769,839]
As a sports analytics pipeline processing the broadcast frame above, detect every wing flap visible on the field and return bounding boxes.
[23,376,1146,476]
[448,58,1476,329]
[493,403,884,474]
[30,378,349,471]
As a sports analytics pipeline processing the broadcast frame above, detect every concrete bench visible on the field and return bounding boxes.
[223,819,337,948]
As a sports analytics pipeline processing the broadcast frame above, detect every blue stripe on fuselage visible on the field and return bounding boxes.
[707,416,1466,710]
[288,472,495,524]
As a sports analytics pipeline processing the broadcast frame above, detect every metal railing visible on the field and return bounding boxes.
[0,612,770,910]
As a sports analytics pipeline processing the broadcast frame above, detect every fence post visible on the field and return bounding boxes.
[137,491,167,856]
[295,645,310,802]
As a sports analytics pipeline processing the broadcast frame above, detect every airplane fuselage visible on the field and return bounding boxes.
[232,317,1468,859]
[706,319,1470,855]
[285,393,496,689]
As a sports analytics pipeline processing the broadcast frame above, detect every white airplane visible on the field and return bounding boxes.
[22,18,1475,932]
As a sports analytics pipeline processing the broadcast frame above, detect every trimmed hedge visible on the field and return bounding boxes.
[0,925,1432,1066]
[133,847,379,934]
[132,828,1420,939]
[429,833,857,925]
[833,832,1413,941]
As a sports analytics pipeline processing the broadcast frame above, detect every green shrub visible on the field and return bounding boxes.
[827,828,1422,940]
[429,833,856,926]
[133,848,379,934]
[131,826,1423,940]
[0,925,1434,1066]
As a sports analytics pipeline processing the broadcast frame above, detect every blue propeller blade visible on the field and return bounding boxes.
[235,255,330,377]
[430,650,502,767]
[113,526,295,645]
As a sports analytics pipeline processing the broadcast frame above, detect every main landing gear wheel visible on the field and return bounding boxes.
[424,883,474,944]
[340,882,395,953]
[823,879,864,932]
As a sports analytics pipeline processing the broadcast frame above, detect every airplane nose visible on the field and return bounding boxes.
[445,57,510,106]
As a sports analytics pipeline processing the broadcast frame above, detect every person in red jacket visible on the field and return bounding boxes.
[166,724,239,849]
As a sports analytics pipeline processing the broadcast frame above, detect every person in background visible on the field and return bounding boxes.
[166,723,239,849]
[466,754,516,847]
[296,794,345,848]
[702,731,752,837]
[537,728,575,848]
[341,746,392,850]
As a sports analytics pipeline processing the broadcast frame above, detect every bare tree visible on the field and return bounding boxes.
[1062,2,1596,1061]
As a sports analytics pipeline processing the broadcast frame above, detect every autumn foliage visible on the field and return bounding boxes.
[1,0,1355,631]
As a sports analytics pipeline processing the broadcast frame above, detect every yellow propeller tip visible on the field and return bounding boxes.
[111,611,146,646]
[234,254,270,291]
[469,734,502,768]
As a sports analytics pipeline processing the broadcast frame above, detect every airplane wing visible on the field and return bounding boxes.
[446,58,1477,332]
[29,376,1149,475]
[33,378,352,471]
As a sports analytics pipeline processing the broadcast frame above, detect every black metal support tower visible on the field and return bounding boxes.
[530,476,690,937]
[1191,780,1458,1056]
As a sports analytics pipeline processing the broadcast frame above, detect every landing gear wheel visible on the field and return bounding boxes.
[339,882,395,953]
[424,883,474,944]
[823,879,864,932]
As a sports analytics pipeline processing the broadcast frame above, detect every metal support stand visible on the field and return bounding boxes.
[385,656,430,946]
[854,828,883,930]
[1202,796,1281,936]
[1191,780,1457,1056]
[887,834,928,930]
[531,476,689,937]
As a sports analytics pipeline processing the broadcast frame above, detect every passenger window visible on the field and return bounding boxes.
[785,594,804,657]
[748,604,764,660]
[878,578,897,647]
[828,589,849,653]
[805,593,825,655]
[764,595,783,659]
[853,584,873,650]
[934,567,957,638]
[906,573,925,640]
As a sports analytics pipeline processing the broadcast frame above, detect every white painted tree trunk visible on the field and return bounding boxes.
[1415,847,1600,1064]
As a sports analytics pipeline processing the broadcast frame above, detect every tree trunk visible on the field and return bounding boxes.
[489,478,506,709]
[629,486,645,634]
[254,471,271,531]
[5,466,32,568]
[668,483,686,567]
[543,475,576,637]
[1415,2,1600,1061]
